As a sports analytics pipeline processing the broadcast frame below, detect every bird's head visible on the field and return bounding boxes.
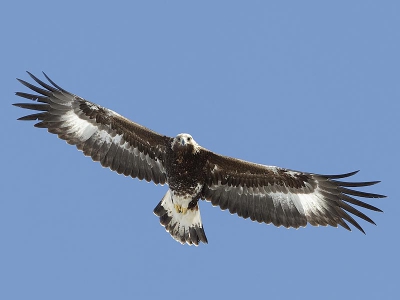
[172,133,200,154]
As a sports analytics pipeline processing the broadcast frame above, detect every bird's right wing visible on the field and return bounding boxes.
[14,72,172,184]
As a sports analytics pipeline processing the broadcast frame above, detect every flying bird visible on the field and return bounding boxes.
[14,72,385,246]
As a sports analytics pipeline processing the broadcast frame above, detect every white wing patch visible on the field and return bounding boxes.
[214,183,307,216]
[50,104,166,176]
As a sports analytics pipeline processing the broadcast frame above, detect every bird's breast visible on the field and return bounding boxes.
[165,149,207,197]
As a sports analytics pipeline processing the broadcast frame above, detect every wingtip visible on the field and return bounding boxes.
[355,224,366,235]
[324,170,359,179]
[26,71,39,82]
[42,71,52,82]
[373,193,386,199]
[41,72,66,92]
[348,170,360,176]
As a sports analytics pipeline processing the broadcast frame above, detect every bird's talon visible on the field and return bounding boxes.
[174,204,180,213]
[174,204,188,214]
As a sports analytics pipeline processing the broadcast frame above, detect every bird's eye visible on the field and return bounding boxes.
[187,137,191,141]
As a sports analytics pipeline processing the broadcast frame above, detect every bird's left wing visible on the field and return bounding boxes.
[14,72,172,184]
[202,151,385,233]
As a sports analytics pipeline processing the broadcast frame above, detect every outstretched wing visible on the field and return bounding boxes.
[202,151,385,233]
[14,72,172,184]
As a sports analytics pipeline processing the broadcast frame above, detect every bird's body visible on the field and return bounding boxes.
[156,134,209,244]
[14,72,385,246]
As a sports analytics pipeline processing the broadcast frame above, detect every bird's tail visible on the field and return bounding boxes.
[153,190,208,246]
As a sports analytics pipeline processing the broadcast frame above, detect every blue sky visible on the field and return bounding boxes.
[1,1,399,299]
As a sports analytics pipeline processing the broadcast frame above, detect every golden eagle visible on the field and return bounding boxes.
[13,72,385,245]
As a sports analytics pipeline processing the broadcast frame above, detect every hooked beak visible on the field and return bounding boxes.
[180,139,186,146]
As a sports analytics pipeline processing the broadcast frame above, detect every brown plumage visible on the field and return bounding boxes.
[13,72,385,245]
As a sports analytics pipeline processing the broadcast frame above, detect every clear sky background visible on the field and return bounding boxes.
[1,1,399,299]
